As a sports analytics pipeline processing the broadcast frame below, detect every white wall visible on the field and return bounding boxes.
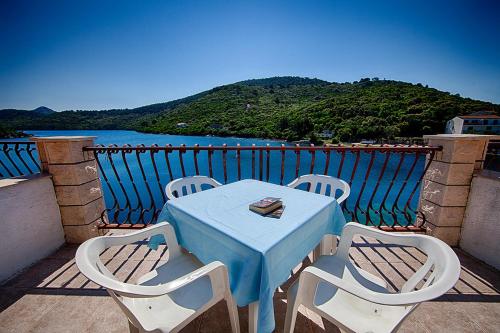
[0,174,65,283]
[460,170,500,269]
[445,117,464,134]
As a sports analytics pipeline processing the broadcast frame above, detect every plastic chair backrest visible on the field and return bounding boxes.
[288,174,351,204]
[166,176,221,200]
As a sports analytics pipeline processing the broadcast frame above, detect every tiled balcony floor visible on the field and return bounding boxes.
[1,235,499,333]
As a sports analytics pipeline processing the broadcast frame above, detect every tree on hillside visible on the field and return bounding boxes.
[2,77,498,141]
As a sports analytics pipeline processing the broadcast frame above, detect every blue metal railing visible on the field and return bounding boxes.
[0,141,41,179]
[84,144,441,230]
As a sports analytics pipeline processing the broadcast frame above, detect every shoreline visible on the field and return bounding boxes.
[21,129,291,145]
[137,129,290,144]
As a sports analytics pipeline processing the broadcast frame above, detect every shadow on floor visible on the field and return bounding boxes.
[1,237,499,332]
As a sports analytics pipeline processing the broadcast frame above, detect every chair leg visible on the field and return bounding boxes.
[321,235,334,255]
[226,294,240,333]
[284,298,299,333]
[312,245,321,262]
[331,235,338,254]
[128,320,140,333]
[313,235,337,261]
[248,301,259,333]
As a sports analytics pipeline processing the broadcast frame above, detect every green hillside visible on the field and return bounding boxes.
[2,77,498,141]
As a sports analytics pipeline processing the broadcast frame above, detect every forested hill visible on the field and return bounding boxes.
[2,77,498,141]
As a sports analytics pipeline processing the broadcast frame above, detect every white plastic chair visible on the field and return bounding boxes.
[288,174,351,257]
[165,176,221,200]
[287,174,350,204]
[284,222,461,333]
[75,222,240,333]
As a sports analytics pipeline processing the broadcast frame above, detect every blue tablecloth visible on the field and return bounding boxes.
[150,179,346,332]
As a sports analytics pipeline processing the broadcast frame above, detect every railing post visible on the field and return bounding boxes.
[420,134,495,246]
[32,136,108,243]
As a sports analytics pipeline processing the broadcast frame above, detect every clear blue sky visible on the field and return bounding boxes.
[1,0,499,110]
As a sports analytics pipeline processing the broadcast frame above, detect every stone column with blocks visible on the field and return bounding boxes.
[32,136,108,243]
[420,134,494,246]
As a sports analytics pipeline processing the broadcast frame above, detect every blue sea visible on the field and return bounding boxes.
[2,130,426,226]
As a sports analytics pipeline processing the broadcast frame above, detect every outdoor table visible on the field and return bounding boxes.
[150,179,346,333]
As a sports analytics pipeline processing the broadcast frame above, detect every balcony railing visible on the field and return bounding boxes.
[0,141,40,179]
[83,144,441,231]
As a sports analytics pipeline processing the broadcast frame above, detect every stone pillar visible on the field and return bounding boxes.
[420,134,494,246]
[32,136,108,243]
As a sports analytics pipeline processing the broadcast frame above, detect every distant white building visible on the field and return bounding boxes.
[176,122,188,128]
[445,112,500,134]
[318,130,333,139]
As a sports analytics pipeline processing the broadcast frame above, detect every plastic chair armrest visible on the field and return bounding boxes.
[336,180,350,204]
[301,266,419,306]
[336,222,420,260]
[104,222,181,258]
[115,261,228,298]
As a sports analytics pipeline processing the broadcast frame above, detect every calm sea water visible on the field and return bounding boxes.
[3,130,425,226]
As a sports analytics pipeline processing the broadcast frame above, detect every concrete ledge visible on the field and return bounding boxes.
[428,139,484,164]
[0,173,52,189]
[0,174,65,282]
[31,136,97,141]
[424,134,497,141]
[460,170,500,269]
[476,169,500,181]
[32,136,96,164]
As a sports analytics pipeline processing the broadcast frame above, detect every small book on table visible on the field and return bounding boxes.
[249,197,283,215]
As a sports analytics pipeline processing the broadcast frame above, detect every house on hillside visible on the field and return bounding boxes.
[176,122,188,128]
[445,112,500,134]
[210,124,223,130]
[318,129,333,139]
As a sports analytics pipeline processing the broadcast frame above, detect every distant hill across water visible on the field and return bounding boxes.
[1,77,499,141]
[1,106,55,117]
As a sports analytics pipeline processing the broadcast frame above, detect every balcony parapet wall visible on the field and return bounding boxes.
[32,136,108,243]
[0,174,65,282]
[421,134,496,246]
